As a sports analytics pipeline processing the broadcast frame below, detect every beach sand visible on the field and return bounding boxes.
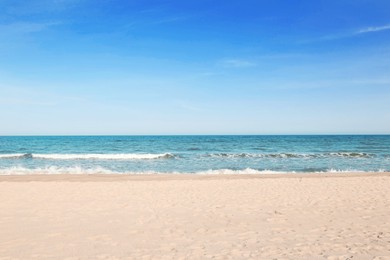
[1,173,390,259]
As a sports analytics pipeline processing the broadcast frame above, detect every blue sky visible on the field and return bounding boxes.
[0,0,389,135]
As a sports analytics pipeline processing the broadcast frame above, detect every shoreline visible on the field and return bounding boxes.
[0,171,389,182]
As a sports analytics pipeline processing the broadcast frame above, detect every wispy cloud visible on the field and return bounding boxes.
[220,59,256,68]
[302,23,390,44]
[356,24,390,34]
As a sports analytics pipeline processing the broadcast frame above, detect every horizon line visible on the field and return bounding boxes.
[1,133,389,137]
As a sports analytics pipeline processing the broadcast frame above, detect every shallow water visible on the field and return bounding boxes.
[0,135,389,174]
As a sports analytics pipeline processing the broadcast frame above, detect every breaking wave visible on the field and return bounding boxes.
[206,152,374,158]
[0,153,175,160]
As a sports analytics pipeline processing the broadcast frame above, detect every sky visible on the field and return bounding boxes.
[0,0,389,135]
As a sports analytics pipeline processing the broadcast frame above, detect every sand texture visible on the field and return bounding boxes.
[1,173,390,259]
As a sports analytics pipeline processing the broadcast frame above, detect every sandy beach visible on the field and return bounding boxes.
[1,173,390,259]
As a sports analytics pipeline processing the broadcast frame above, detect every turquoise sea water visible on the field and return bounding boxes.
[0,135,389,175]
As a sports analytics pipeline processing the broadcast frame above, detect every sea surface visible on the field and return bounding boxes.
[0,135,389,175]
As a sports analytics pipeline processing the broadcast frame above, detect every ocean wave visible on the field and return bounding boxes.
[0,167,386,176]
[328,152,372,158]
[324,168,385,173]
[0,153,175,160]
[206,152,373,159]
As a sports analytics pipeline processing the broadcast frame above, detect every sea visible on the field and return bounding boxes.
[0,135,389,175]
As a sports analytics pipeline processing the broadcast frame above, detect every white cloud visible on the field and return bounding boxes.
[356,24,390,34]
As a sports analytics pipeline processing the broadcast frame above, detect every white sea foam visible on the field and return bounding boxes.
[207,153,306,158]
[0,153,174,160]
[0,152,374,160]
[197,168,288,175]
[0,167,385,176]
[0,167,287,175]
[328,152,372,158]
[207,152,373,158]
[325,168,370,173]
